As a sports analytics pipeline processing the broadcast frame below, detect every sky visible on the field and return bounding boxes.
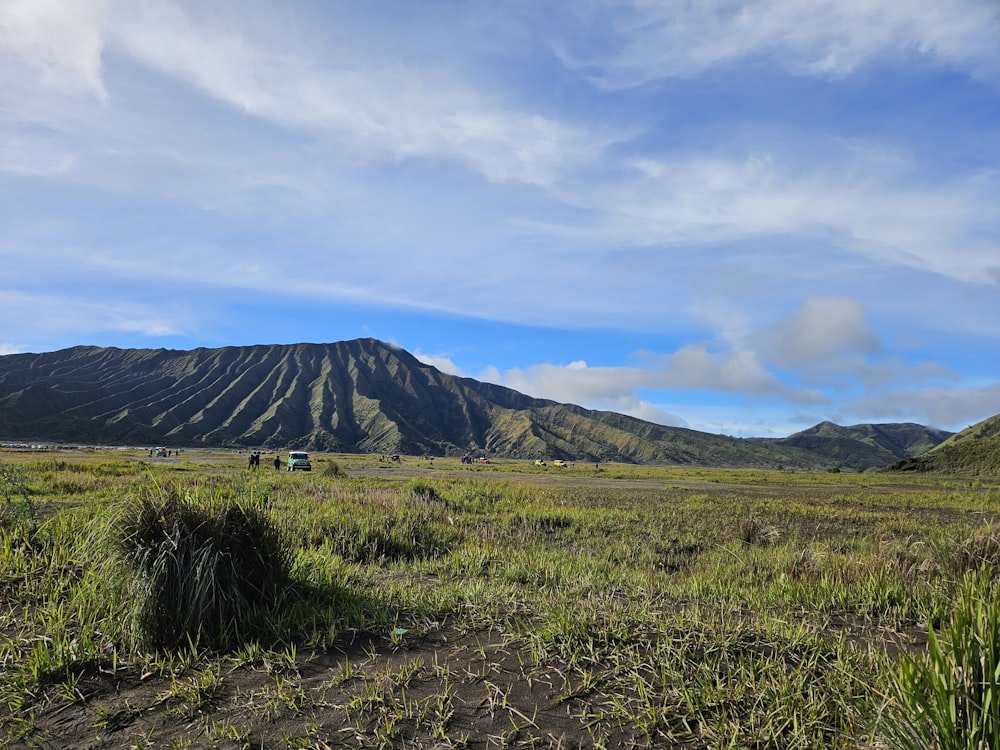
[2,0,999,438]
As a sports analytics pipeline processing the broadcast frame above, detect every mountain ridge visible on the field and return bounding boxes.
[887,413,1000,476]
[0,338,952,469]
[751,420,955,472]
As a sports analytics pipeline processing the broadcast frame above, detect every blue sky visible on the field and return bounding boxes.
[2,1,999,437]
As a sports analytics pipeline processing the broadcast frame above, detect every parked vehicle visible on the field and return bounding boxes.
[287,451,311,471]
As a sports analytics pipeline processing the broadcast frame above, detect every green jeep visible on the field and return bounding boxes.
[287,451,312,471]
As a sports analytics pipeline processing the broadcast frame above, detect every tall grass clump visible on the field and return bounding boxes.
[951,523,1000,577]
[881,571,1000,749]
[738,513,781,546]
[112,486,293,651]
[321,460,343,478]
[0,461,36,544]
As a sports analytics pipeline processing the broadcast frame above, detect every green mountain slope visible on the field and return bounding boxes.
[887,414,1000,476]
[754,421,953,472]
[0,339,948,469]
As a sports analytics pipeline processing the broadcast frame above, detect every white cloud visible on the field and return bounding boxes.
[755,296,881,370]
[487,341,824,425]
[0,133,78,177]
[594,395,689,428]
[0,0,108,100]
[105,1,608,188]
[413,350,692,426]
[572,151,1000,288]
[0,290,186,340]
[567,0,1000,87]
[500,362,645,404]
[471,295,978,430]
[748,297,961,392]
[3,2,995,340]
[477,365,503,385]
[413,350,466,377]
[848,383,1000,431]
[0,343,23,356]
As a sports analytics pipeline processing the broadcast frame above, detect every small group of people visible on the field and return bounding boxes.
[148,447,178,457]
[247,450,282,470]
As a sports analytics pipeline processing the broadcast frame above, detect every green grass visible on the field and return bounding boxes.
[882,571,1000,749]
[2,448,1000,747]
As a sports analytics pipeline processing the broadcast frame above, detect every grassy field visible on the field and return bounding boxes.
[2,447,1000,749]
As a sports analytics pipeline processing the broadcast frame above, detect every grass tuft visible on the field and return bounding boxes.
[0,461,37,544]
[882,571,1000,749]
[738,514,781,546]
[113,486,293,651]
[952,523,1000,576]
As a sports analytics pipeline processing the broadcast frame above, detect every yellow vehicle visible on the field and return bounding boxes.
[552,460,568,467]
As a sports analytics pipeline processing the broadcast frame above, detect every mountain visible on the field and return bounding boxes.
[887,414,1000,476]
[753,421,953,472]
[0,338,945,469]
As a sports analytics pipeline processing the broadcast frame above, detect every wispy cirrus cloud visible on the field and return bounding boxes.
[0,0,108,100]
[0,289,188,342]
[105,1,610,188]
[562,0,1000,87]
[565,149,1000,288]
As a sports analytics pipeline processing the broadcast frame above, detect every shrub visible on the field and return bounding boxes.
[882,571,1000,749]
[114,487,292,651]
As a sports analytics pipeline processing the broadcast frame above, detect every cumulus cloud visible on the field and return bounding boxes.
[417,351,693,427]
[413,350,466,377]
[473,295,976,429]
[0,343,22,356]
[755,296,881,371]
[486,342,825,427]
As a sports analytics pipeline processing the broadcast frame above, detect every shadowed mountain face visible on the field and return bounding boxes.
[0,338,952,469]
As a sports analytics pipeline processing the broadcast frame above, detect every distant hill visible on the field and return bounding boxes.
[887,414,1000,476]
[753,421,953,472]
[0,338,947,470]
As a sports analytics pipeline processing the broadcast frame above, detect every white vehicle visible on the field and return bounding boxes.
[287,451,312,471]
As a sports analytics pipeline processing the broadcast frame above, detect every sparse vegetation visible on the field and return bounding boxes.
[1,448,999,748]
